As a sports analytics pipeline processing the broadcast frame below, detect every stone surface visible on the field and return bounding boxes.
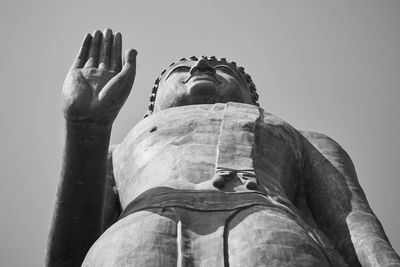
[47,29,400,266]
[84,103,398,266]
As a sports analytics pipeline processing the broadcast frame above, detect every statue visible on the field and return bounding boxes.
[46,29,400,266]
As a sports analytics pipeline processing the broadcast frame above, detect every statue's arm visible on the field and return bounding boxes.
[300,131,400,266]
[46,121,112,267]
[46,29,136,266]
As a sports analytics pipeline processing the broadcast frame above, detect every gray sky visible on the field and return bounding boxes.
[0,1,399,265]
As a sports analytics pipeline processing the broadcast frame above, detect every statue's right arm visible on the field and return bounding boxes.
[45,29,136,267]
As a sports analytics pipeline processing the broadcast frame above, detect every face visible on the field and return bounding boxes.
[153,58,253,112]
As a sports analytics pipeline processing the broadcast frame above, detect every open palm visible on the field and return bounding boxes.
[62,29,137,128]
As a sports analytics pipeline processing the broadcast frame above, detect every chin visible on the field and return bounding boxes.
[188,81,217,97]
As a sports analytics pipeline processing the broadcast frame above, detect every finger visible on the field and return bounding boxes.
[99,28,113,69]
[110,32,122,72]
[70,34,92,69]
[84,30,102,68]
[98,49,137,104]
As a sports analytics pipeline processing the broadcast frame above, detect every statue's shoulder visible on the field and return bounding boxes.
[299,130,353,161]
[299,130,339,148]
[299,130,330,139]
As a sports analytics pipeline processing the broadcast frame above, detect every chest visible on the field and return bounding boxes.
[114,103,302,201]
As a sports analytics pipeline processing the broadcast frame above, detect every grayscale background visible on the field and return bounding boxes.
[0,1,399,266]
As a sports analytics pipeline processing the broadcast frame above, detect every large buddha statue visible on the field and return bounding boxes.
[46,29,400,266]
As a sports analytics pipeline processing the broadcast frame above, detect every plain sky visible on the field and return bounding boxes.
[0,1,399,266]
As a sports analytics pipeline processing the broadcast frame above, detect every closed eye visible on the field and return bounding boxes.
[166,66,191,80]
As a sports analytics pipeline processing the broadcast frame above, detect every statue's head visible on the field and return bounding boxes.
[145,56,259,117]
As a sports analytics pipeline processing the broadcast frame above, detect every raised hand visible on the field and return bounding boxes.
[62,29,137,128]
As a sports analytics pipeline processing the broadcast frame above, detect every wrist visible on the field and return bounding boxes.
[362,249,400,266]
[65,119,112,145]
[354,235,400,265]
[66,118,112,132]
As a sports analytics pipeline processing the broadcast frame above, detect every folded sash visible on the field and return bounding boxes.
[118,187,295,220]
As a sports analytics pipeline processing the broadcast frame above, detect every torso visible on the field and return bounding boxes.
[83,103,347,266]
[113,102,303,209]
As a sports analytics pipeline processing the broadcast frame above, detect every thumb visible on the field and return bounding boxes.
[120,49,137,79]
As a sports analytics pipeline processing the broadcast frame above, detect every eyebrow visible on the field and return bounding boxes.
[214,64,241,80]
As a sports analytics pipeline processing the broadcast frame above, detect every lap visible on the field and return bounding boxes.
[227,206,331,267]
[83,209,178,266]
[83,205,332,267]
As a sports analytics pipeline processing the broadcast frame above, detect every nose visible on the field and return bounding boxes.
[190,57,215,75]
